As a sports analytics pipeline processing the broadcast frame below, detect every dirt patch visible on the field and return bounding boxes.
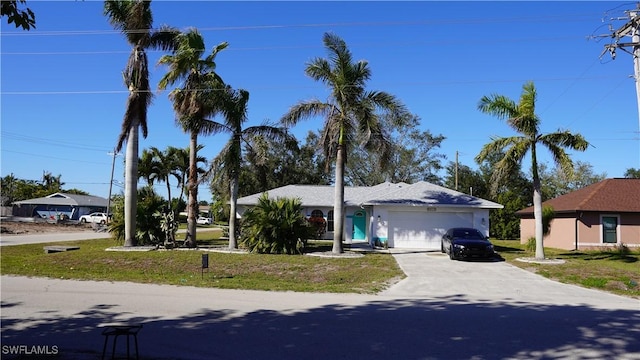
[0,221,93,235]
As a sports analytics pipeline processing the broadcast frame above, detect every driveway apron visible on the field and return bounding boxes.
[381,249,639,309]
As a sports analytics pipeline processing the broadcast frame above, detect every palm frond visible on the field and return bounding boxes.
[280,100,331,126]
[477,94,518,120]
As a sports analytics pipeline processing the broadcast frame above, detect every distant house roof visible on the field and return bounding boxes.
[12,192,108,207]
[516,178,640,215]
[237,181,503,209]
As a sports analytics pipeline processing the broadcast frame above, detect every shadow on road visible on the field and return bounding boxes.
[2,294,639,359]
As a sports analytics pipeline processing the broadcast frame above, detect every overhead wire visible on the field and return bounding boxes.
[0,12,611,37]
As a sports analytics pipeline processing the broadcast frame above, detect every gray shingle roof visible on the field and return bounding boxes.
[12,193,108,207]
[237,181,502,209]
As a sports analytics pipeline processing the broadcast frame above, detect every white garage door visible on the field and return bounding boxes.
[389,211,473,249]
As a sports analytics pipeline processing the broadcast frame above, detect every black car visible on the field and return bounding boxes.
[441,227,495,260]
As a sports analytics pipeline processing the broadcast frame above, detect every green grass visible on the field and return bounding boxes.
[2,234,637,298]
[493,240,640,299]
[0,231,403,294]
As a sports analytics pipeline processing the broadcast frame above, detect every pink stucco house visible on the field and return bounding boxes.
[516,178,640,250]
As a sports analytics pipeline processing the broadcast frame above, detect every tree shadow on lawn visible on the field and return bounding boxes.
[558,251,638,263]
[2,295,639,360]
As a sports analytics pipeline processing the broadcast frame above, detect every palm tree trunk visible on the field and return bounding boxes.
[531,146,545,260]
[185,132,198,248]
[228,176,239,249]
[332,143,345,254]
[166,182,172,211]
[124,123,139,247]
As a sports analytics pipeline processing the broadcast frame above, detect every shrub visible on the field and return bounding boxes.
[108,186,169,246]
[307,216,327,239]
[240,193,313,254]
[525,236,536,253]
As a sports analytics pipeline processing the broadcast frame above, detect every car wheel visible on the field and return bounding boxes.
[449,246,456,260]
[441,242,445,253]
[80,218,86,223]
[100,220,106,225]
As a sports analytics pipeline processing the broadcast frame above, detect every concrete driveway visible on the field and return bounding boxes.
[1,247,639,359]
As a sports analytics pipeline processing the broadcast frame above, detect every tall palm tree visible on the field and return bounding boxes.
[281,32,409,254]
[475,81,589,260]
[157,28,228,248]
[213,87,293,249]
[104,0,177,247]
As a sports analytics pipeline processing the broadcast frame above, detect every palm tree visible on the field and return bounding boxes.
[138,146,175,205]
[104,0,177,247]
[281,32,409,253]
[212,87,293,249]
[171,145,207,212]
[475,81,589,260]
[157,28,228,248]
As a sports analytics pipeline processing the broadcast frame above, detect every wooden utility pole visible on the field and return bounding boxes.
[455,151,459,190]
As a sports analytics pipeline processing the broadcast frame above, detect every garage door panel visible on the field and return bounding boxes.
[389,212,473,249]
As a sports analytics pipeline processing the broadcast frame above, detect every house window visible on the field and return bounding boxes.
[602,216,618,244]
[310,210,324,219]
[327,210,334,232]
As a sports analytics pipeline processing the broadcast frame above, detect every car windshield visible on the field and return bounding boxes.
[452,229,485,239]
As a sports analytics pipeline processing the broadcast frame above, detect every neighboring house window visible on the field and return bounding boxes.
[601,215,619,244]
[310,210,324,219]
[327,210,334,232]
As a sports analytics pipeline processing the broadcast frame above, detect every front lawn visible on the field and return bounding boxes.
[493,240,640,299]
[0,232,404,294]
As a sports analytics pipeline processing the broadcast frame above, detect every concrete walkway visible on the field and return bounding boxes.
[1,248,639,359]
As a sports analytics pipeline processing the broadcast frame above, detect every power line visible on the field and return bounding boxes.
[0,14,608,37]
[1,149,111,165]
[0,35,587,56]
[1,131,113,152]
[0,75,623,96]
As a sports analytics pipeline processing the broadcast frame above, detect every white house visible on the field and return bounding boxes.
[236,181,503,249]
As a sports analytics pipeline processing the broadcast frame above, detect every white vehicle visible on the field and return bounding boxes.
[196,216,212,225]
[79,212,110,224]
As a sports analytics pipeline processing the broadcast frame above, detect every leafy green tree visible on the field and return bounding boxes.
[1,0,35,30]
[624,168,640,179]
[475,81,589,259]
[104,0,178,247]
[240,193,313,254]
[1,174,89,206]
[281,32,409,254]
[346,113,445,186]
[233,131,330,196]
[537,161,606,200]
[157,28,227,248]
[211,87,293,249]
[443,162,488,197]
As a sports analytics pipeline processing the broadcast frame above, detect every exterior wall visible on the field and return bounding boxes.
[519,212,640,250]
[578,212,640,249]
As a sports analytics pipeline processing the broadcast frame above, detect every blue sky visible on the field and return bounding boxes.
[2,1,639,201]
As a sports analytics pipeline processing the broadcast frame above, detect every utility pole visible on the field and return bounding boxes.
[455,151,459,191]
[106,149,117,223]
[603,3,640,130]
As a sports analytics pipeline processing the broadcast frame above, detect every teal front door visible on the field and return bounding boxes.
[353,210,366,240]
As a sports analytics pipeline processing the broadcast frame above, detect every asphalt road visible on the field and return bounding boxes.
[1,233,639,360]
